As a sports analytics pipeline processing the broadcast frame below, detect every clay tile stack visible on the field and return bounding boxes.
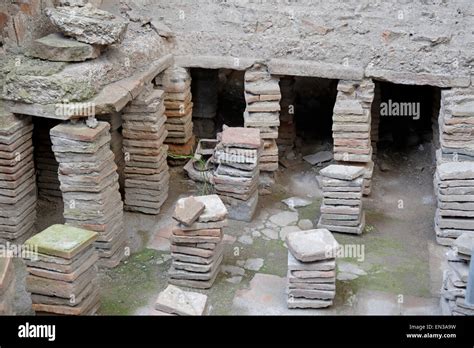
[317,164,366,235]
[434,162,474,246]
[161,66,195,163]
[122,85,170,215]
[244,63,281,173]
[213,126,262,222]
[286,229,339,309]
[50,121,125,268]
[0,111,36,243]
[440,233,474,316]
[169,195,228,289]
[23,224,100,315]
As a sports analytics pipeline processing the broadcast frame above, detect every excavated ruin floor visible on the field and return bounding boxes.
[12,142,446,315]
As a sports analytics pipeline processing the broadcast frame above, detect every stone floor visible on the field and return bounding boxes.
[12,141,447,315]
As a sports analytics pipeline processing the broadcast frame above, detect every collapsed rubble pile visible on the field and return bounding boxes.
[50,121,125,268]
[169,195,227,289]
[0,111,36,243]
[318,164,366,235]
[214,127,262,222]
[286,229,339,309]
[122,85,169,215]
[440,233,474,315]
[23,224,100,315]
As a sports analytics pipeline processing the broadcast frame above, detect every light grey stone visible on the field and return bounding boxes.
[155,285,208,316]
[286,229,340,262]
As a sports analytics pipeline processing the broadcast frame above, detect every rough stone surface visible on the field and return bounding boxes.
[286,229,340,262]
[27,33,101,62]
[155,285,208,316]
[45,4,128,45]
[173,197,205,226]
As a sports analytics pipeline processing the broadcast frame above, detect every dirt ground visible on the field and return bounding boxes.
[13,140,447,316]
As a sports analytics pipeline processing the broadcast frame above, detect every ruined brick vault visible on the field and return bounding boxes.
[0,0,473,316]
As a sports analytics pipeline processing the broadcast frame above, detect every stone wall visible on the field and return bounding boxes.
[106,0,474,88]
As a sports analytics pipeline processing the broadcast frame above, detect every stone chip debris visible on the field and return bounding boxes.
[23,224,101,315]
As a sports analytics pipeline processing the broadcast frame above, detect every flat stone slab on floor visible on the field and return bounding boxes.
[303,151,333,166]
[155,284,208,316]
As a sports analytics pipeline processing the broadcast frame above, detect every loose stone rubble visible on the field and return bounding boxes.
[154,284,208,316]
[45,3,128,45]
[160,66,195,164]
[0,256,16,315]
[50,121,126,268]
[286,229,339,309]
[244,63,281,191]
[23,224,100,315]
[169,195,228,289]
[317,164,366,235]
[434,162,474,246]
[440,233,474,315]
[0,110,36,243]
[214,127,262,222]
[122,85,170,215]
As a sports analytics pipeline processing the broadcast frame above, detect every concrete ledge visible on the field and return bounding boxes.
[3,54,174,119]
[175,55,257,71]
[175,55,364,80]
[268,59,364,81]
[365,67,471,88]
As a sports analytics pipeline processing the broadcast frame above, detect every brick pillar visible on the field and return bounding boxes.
[434,87,474,246]
[159,66,195,166]
[244,63,281,193]
[50,121,125,268]
[333,79,375,196]
[278,76,296,152]
[371,83,381,157]
[122,85,169,215]
[0,111,36,243]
